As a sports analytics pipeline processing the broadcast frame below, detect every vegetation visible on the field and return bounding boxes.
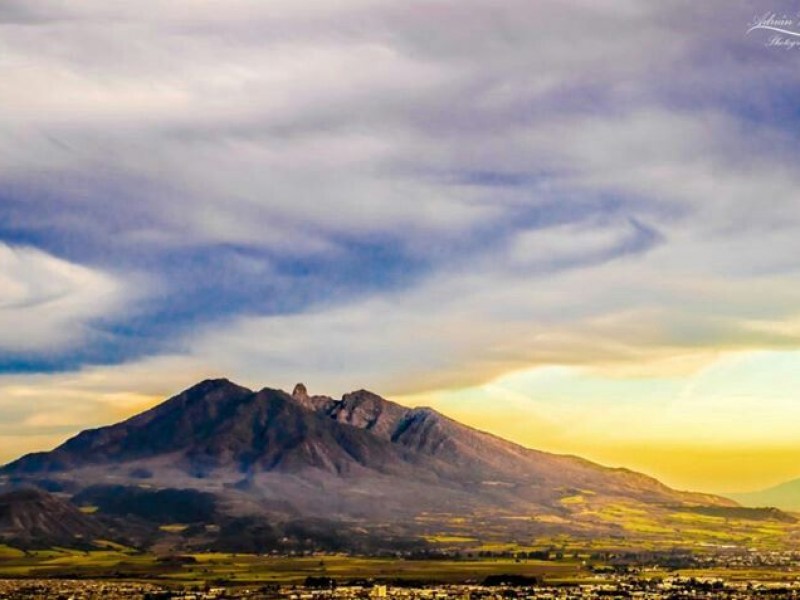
[0,549,581,585]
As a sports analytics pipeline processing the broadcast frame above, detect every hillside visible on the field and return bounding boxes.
[731,479,800,512]
[0,488,106,549]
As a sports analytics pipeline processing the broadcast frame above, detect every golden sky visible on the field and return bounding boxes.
[398,349,800,494]
[2,348,800,495]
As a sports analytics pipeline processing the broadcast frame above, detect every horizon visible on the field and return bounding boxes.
[3,0,800,496]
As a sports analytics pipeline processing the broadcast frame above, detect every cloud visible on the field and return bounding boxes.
[176,257,800,397]
[3,0,800,483]
[5,0,790,253]
[0,243,128,353]
[2,0,794,258]
[507,218,662,270]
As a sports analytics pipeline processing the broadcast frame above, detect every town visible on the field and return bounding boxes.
[7,547,800,598]
[3,575,800,600]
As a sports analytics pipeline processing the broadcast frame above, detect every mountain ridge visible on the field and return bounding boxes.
[2,378,731,504]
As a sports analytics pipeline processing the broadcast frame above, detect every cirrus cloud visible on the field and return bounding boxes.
[0,243,128,353]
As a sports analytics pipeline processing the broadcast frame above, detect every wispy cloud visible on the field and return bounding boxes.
[2,0,800,486]
[0,243,128,353]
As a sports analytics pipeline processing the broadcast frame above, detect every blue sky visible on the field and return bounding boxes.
[3,0,800,491]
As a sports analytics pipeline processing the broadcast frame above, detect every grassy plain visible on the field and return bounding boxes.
[1,546,800,588]
[0,549,584,585]
[407,500,800,555]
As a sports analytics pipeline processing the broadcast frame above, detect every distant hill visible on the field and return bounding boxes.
[0,378,778,552]
[0,488,106,549]
[730,479,800,512]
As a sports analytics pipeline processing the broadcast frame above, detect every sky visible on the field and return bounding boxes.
[2,0,800,494]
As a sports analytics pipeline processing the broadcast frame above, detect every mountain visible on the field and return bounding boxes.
[0,379,762,551]
[0,488,106,549]
[731,478,800,511]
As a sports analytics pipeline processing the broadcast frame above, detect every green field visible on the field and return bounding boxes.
[6,547,800,589]
[2,499,799,588]
[0,550,582,585]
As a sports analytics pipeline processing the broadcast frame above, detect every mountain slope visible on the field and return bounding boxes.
[4,379,254,473]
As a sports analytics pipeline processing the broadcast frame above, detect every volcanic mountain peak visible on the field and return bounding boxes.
[0,377,737,540]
